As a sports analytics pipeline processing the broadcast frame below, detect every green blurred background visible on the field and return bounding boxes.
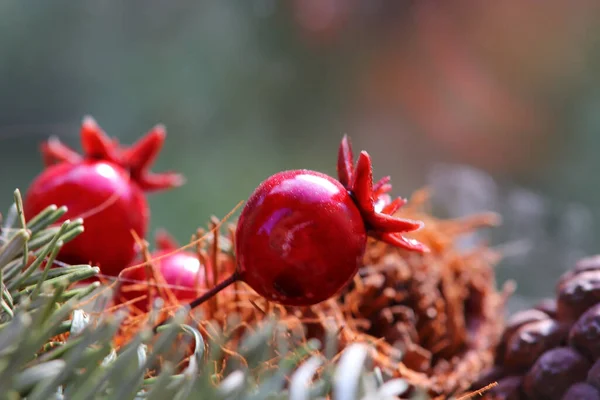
[1,1,600,313]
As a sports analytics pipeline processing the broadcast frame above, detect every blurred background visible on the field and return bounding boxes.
[1,0,599,313]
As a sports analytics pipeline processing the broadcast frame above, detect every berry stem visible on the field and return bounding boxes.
[152,271,240,333]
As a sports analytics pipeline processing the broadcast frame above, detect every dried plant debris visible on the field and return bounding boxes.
[339,190,508,397]
[108,190,507,399]
[475,255,600,399]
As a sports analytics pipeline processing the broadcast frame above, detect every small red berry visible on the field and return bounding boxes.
[117,230,213,311]
[24,117,184,276]
[154,135,428,333]
[233,136,428,306]
[235,169,367,305]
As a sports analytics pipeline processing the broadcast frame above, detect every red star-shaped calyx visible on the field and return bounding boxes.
[41,116,185,191]
[337,135,429,253]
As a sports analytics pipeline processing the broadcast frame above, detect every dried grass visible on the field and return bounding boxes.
[87,189,508,398]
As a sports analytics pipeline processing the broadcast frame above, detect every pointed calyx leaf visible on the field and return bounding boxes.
[335,136,429,253]
[40,137,83,167]
[38,116,185,192]
[80,116,121,163]
[121,124,166,174]
[115,123,185,192]
[337,134,354,190]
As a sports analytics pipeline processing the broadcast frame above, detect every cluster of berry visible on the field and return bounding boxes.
[476,255,600,400]
[23,117,427,314]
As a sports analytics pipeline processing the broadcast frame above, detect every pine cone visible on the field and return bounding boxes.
[336,191,509,397]
[475,255,600,400]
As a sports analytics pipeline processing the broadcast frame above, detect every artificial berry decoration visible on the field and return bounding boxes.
[155,135,428,329]
[116,230,215,311]
[24,116,184,276]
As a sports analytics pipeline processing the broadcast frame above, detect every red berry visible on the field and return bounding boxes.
[117,231,212,311]
[233,136,429,306]
[118,250,205,311]
[26,160,148,274]
[24,117,184,276]
[235,169,367,305]
[159,135,428,325]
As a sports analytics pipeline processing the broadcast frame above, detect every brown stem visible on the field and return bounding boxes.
[152,271,241,333]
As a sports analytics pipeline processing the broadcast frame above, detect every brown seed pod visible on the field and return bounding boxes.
[503,319,569,372]
[557,255,600,288]
[338,196,506,397]
[472,365,507,392]
[588,359,600,390]
[496,309,552,365]
[569,303,600,361]
[486,376,524,400]
[556,270,600,323]
[476,255,600,399]
[534,298,558,318]
[523,347,590,400]
[562,382,600,400]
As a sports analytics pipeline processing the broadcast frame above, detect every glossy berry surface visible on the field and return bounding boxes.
[236,170,367,305]
[117,231,210,311]
[26,160,148,275]
[234,136,428,306]
[24,117,184,276]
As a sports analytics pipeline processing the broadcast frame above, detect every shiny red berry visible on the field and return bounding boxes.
[235,169,367,305]
[117,230,213,311]
[235,137,428,306]
[154,135,428,332]
[24,117,184,276]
